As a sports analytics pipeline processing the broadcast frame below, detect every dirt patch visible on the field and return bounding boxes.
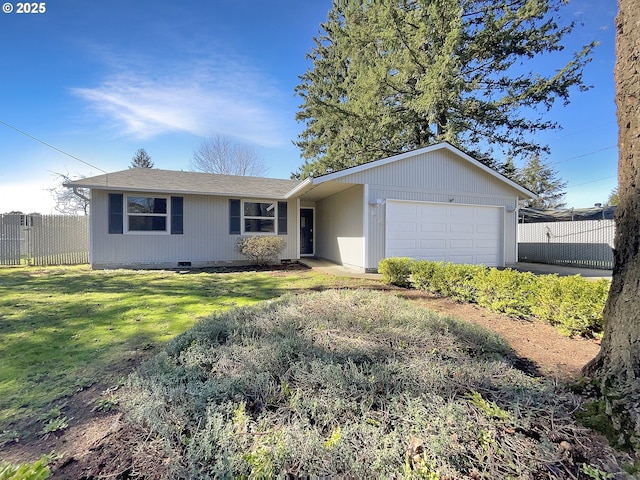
[398,290,600,382]
[1,285,603,478]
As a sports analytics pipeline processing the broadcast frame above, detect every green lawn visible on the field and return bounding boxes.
[0,265,373,433]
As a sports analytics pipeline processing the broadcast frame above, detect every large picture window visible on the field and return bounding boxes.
[127,196,168,232]
[243,201,275,233]
[228,199,287,235]
[109,194,183,235]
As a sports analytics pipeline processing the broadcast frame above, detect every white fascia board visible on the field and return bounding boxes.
[310,143,448,184]
[284,177,313,198]
[306,142,537,200]
[69,184,290,200]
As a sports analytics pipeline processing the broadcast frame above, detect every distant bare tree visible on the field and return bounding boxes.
[49,172,90,215]
[190,135,268,176]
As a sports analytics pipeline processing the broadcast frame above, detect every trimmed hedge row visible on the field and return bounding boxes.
[379,258,610,337]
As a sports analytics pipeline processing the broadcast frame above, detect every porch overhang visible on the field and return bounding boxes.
[285,178,358,201]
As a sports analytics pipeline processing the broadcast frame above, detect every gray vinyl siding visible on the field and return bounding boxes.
[315,185,364,269]
[333,149,514,196]
[90,190,298,268]
[325,149,520,269]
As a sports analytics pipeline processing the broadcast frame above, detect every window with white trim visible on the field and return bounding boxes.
[127,196,168,232]
[229,199,287,235]
[243,201,276,233]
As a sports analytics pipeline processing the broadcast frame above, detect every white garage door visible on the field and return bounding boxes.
[385,200,504,266]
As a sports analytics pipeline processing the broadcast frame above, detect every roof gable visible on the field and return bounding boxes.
[306,142,535,199]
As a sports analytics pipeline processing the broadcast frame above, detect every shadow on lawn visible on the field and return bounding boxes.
[0,267,296,435]
[102,290,606,479]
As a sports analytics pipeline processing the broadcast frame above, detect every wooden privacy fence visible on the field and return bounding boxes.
[0,214,89,266]
[518,219,615,270]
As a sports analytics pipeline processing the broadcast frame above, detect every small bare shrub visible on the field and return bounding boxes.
[236,236,286,266]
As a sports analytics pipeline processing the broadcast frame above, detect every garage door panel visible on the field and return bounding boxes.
[393,222,418,232]
[449,223,474,233]
[452,208,474,219]
[450,239,474,249]
[386,201,503,266]
[447,255,475,264]
[420,205,448,215]
[421,223,446,233]
[386,239,416,250]
[419,239,447,249]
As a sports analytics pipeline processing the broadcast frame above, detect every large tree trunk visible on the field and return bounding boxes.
[582,0,640,451]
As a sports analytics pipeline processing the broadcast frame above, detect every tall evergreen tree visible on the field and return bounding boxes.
[294,0,596,178]
[605,186,619,206]
[516,155,566,209]
[130,148,154,168]
[500,157,518,182]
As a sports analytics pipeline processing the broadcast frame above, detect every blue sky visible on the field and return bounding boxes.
[0,0,618,213]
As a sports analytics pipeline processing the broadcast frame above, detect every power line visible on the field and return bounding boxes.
[0,119,107,173]
[550,145,617,165]
[567,175,617,189]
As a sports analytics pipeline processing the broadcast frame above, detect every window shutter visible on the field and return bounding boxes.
[278,201,287,235]
[171,197,183,234]
[108,193,123,234]
[229,199,241,234]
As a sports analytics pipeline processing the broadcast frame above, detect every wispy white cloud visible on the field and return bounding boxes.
[71,52,291,147]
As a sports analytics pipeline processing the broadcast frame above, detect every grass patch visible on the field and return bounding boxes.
[0,265,370,433]
[124,290,623,478]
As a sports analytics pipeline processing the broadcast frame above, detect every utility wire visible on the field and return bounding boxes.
[0,119,107,173]
[550,145,617,165]
[567,175,617,189]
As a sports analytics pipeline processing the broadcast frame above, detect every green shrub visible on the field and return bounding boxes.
[378,257,415,287]
[444,264,486,302]
[236,236,286,266]
[410,260,441,291]
[0,455,51,480]
[403,259,608,337]
[411,262,484,302]
[473,268,537,318]
[530,275,610,337]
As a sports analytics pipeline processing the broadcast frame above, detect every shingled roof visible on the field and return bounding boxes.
[65,168,302,199]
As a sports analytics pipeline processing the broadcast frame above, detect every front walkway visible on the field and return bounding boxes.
[298,258,382,280]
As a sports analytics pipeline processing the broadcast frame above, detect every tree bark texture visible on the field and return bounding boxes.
[583,0,640,451]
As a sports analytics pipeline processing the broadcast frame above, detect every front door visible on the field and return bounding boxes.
[300,208,314,255]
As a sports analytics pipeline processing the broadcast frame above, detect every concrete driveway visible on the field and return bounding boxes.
[506,262,612,280]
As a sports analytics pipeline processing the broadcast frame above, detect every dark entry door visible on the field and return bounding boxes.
[300,208,314,255]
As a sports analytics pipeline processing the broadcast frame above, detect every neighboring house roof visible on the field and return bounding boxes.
[288,142,536,200]
[65,168,302,199]
[519,206,616,223]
